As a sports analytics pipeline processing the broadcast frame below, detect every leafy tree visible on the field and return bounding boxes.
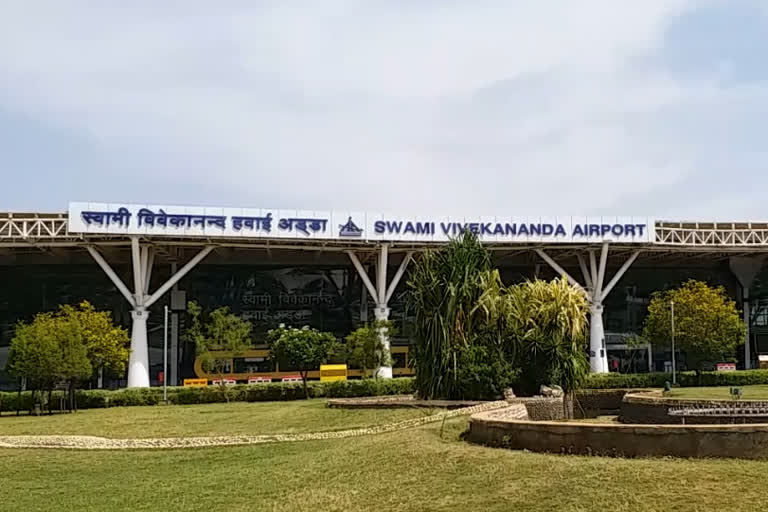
[345,320,394,379]
[58,302,130,378]
[186,301,252,400]
[406,231,494,399]
[53,315,93,411]
[643,280,745,373]
[504,277,590,395]
[268,325,338,398]
[7,311,93,414]
[407,232,590,402]
[7,313,61,412]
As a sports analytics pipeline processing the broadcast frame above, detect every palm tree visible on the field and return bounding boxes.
[406,232,492,399]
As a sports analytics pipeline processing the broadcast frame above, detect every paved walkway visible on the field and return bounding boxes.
[0,401,508,450]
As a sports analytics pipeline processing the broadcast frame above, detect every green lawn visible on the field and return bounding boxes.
[666,385,768,400]
[0,400,429,438]
[3,416,768,511]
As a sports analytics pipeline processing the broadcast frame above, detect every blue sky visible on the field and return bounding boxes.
[1,1,767,220]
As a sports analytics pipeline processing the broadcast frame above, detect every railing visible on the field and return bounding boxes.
[0,215,72,242]
[6,212,768,248]
[655,222,768,247]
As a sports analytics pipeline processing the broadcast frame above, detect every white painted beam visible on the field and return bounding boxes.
[143,247,155,295]
[385,252,413,304]
[534,249,586,295]
[86,246,136,307]
[347,251,379,305]
[145,246,214,308]
[576,253,593,291]
[131,237,143,305]
[596,242,609,296]
[377,244,389,305]
[589,250,598,290]
[600,251,640,302]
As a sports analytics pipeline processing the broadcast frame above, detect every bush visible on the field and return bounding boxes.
[681,369,768,387]
[453,345,518,400]
[584,370,768,389]
[323,378,414,398]
[584,373,671,389]
[0,378,416,413]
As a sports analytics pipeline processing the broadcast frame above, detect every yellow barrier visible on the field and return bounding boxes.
[320,364,347,382]
[183,378,208,388]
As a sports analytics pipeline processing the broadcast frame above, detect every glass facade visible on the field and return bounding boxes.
[0,256,765,389]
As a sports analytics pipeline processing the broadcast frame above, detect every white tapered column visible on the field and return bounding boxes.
[589,303,607,373]
[374,244,392,378]
[374,306,392,378]
[730,256,764,370]
[89,242,214,388]
[347,246,414,379]
[537,245,639,374]
[128,308,150,388]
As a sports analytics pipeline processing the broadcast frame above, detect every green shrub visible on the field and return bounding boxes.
[584,370,768,389]
[584,373,671,389]
[680,369,768,387]
[0,378,416,413]
[452,345,518,400]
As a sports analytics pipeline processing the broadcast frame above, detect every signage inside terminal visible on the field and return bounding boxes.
[68,202,653,244]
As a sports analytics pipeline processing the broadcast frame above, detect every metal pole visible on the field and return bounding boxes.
[671,300,676,385]
[163,305,169,401]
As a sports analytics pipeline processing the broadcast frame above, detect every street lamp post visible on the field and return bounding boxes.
[163,305,168,402]
[671,300,676,385]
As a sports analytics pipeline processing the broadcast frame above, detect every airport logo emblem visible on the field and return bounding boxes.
[339,217,363,237]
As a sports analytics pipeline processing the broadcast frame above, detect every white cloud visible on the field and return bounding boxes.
[1,0,766,218]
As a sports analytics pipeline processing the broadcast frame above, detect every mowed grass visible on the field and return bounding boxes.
[0,400,429,438]
[3,417,768,512]
[667,385,768,400]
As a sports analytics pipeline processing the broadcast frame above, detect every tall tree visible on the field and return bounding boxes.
[643,280,745,373]
[7,311,93,413]
[406,231,494,399]
[186,301,252,400]
[53,316,93,411]
[503,277,590,396]
[407,232,590,401]
[268,325,337,398]
[58,302,130,379]
[345,320,393,379]
[7,313,61,411]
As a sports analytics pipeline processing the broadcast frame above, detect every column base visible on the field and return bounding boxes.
[127,308,151,388]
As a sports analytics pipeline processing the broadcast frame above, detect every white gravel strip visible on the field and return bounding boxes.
[0,400,508,450]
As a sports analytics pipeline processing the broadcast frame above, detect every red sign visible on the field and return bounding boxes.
[281,375,302,382]
[716,363,736,372]
[248,376,272,384]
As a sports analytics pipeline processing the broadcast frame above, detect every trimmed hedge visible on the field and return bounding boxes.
[584,370,768,389]
[0,378,415,413]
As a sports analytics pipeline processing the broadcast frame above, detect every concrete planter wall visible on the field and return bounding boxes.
[468,409,768,459]
[575,388,653,415]
[620,392,768,424]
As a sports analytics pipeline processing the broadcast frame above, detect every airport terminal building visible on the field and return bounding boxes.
[2,202,768,389]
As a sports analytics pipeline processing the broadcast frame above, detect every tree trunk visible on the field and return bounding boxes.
[69,382,76,413]
[301,371,309,399]
[48,389,53,415]
[16,385,22,416]
[29,388,36,416]
[563,392,575,420]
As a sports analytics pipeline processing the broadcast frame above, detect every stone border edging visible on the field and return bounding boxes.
[327,395,485,409]
[621,391,768,424]
[468,406,768,458]
[0,400,509,450]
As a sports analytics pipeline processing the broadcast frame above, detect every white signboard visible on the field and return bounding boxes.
[68,202,654,244]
